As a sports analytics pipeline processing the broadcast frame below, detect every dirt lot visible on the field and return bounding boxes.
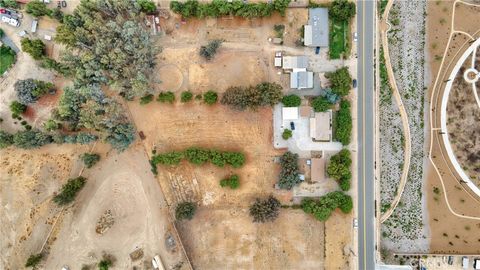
[44,144,189,269]
[426,0,480,254]
[0,144,86,269]
[128,102,335,269]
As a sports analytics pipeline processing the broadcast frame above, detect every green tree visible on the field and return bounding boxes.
[220,174,240,189]
[53,176,86,205]
[326,67,352,97]
[200,40,222,60]
[278,151,300,189]
[335,100,352,145]
[13,130,52,149]
[0,130,13,148]
[185,147,210,165]
[157,91,175,103]
[181,91,193,102]
[81,153,100,168]
[25,0,51,17]
[203,90,218,105]
[98,259,112,270]
[327,149,352,191]
[329,0,356,22]
[209,150,226,167]
[281,94,301,107]
[301,191,353,221]
[152,151,185,166]
[140,94,154,105]
[43,119,60,131]
[137,0,157,13]
[0,0,19,8]
[223,151,245,168]
[221,82,283,110]
[21,38,45,60]
[50,8,64,21]
[10,101,27,116]
[282,129,292,140]
[249,196,281,223]
[104,123,136,152]
[175,202,196,220]
[311,96,331,112]
[25,253,43,268]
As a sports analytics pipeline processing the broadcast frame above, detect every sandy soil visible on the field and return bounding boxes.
[44,144,189,269]
[325,210,353,270]
[426,0,480,254]
[0,144,86,269]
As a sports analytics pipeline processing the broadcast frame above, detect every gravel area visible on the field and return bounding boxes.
[381,0,429,253]
[379,49,405,213]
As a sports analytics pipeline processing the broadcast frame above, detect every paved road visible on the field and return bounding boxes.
[357,1,376,270]
[1,34,19,53]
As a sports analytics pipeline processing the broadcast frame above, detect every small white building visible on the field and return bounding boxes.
[282,107,299,120]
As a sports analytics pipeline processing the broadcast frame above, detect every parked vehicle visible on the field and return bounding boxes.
[290,122,295,130]
[462,256,469,269]
[315,47,320,54]
[152,255,165,270]
[61,0,67,7]
[352,79,357,88]
[353,32,358,42]
[447,256,453,265]
[474,258,480,270]
[353,218,358,228]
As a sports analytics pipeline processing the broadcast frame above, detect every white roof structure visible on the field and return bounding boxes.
[282,107,299,120]
[282,56,309,70]
[291,71,314,89]
[274,57,282,67]
[31,20,38,33]
[309,111,332,141]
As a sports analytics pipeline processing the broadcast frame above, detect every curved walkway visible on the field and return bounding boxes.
[379,0,412,224]
[440,38,480,196]
[428,0,480,221]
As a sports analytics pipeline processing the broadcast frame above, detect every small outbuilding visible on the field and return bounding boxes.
[291,71,314,89]
[282,56,309,70]
[310,110,332,141]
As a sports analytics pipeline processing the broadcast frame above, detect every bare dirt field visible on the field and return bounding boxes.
[0,144,86,269]
[128,102,336,269]
[325,210,353,270]
[44,144,189,270]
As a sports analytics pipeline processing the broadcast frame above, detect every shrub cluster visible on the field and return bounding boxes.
[335,100,352,145]
[175,201,196,220]
[14,79,55,105]
[170,0,291,19]
[301,191,353,221]
[327,149,352,191]
[21,37,45,60]
[249,196,281,223]
[157,91,175,103]
[0,130,13,149]
[278,151,300,189]
[181,91,193,102]
[81,153,100,168]
[311,96,331,112]
[281,94,301,107]
[325,67,352,97]
[329,0,356,22]
[10,101,27,116]
[0,129,97,149]
[220,175,240,189]
[200,40,222,60]
[221,82,283,110]
[25,253,43,268]
[140,94,154,105]
[53,176,86,205]
[151,147,245,168]
[203,90,218,105]
[282,129,292,140]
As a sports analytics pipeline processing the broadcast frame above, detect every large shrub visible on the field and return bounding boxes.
[175,202,196,220]
[311,96,331,112]
[157,91,175,103]
[181,91,193,102]
[14,79,54,104]
[200,40,222,60]
[25,0,51,17]
[21,38,45,60]
[0,130,13,149]
[137,0,156,13]
[249,196,281,223]
[151,151,185,166]
[329,0,356,22]
[81,153,100,168]
[10,101,27,115]
[53,176,86,205]
[335,100,352,145]
[220,174,240,189]
[25,253,43,268]
[281,94,301,107]
[278,151,300,189]
[13,130,52,149]
[203,90,218,105]
[222,151,245,168]
[326,67,352,97]
[327,149,352,191]
[221,82,283,110]
[104,123,136,152]
[185,147,210,165]
[301,191,352,221]
[282,129,292,140]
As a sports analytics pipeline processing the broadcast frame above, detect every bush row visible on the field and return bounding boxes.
[334,99,352,145]
[151,147,245,169]
[0,129,97,149]
[327,149,351,191]
[141,90,218,105]
[170,0,291,19]
[301,191,353,221]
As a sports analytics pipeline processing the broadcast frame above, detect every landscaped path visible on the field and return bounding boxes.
[378,0,412,224]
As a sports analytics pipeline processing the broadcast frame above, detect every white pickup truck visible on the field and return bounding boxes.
[152,255,165,270]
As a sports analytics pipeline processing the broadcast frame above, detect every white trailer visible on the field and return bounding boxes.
[152,255,165,270]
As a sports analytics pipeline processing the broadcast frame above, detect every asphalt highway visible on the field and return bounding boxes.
[357,0,376,269]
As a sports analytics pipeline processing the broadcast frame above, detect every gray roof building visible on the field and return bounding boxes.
[282,56,309,70]
[290,71,314,89]
[304,8,329,47]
